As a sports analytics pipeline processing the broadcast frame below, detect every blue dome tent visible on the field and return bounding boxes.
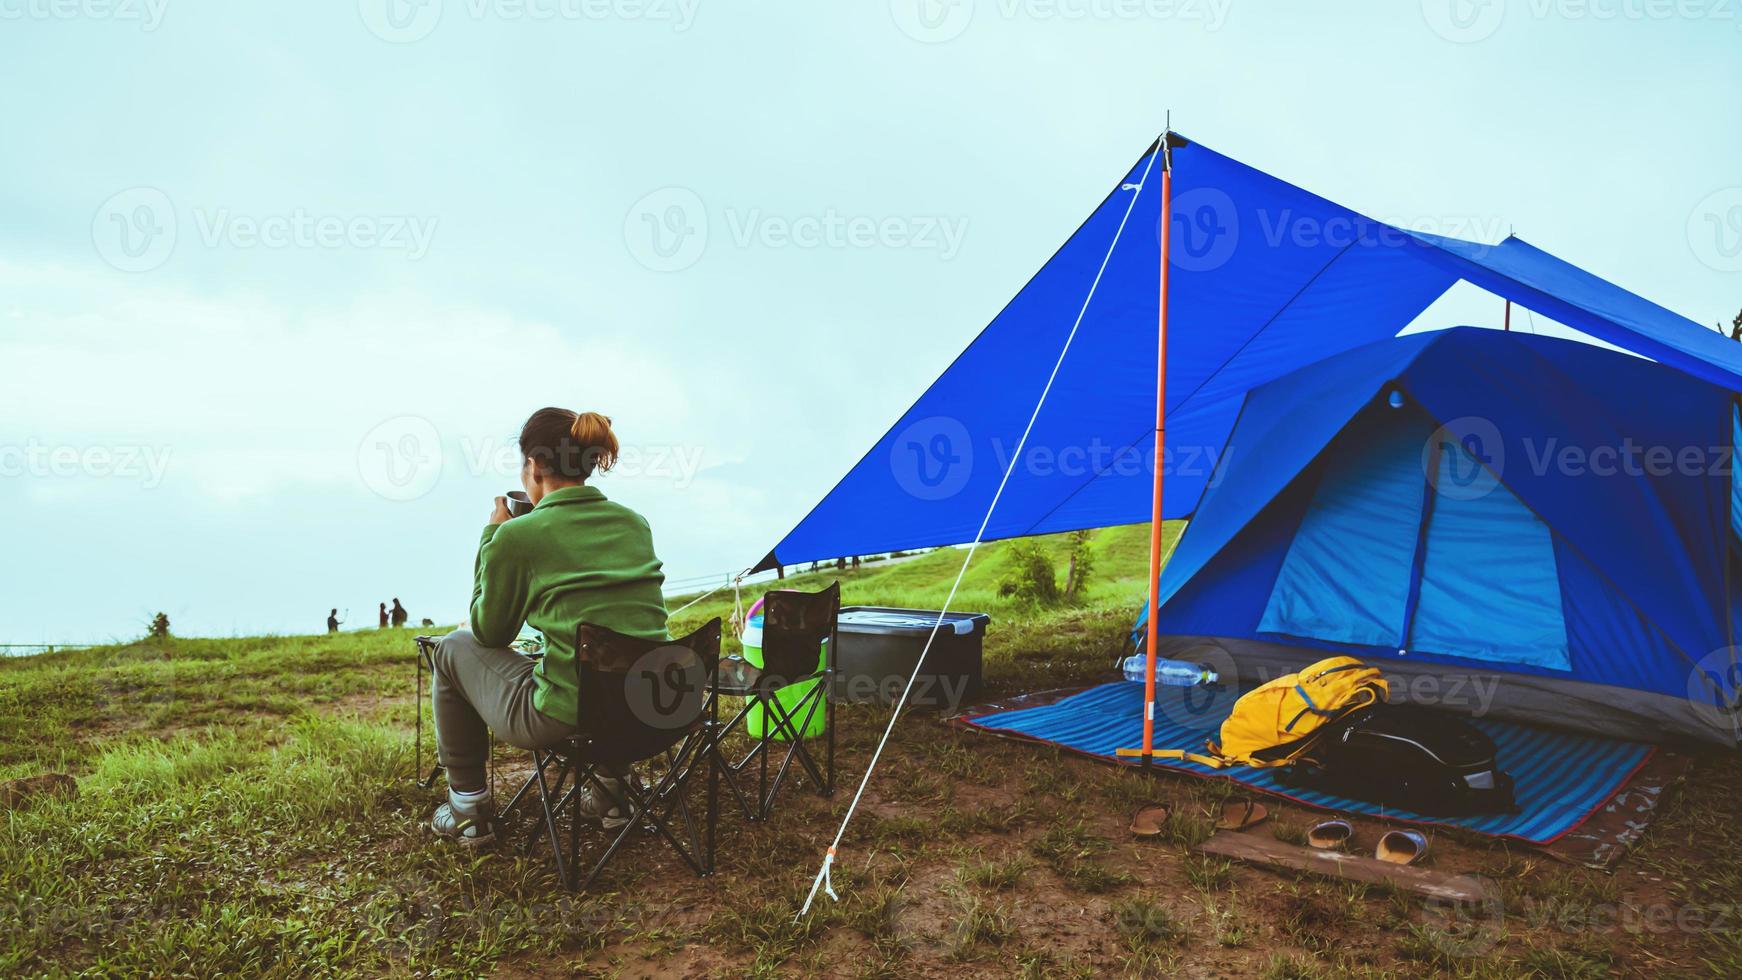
[1131,327,1742,746]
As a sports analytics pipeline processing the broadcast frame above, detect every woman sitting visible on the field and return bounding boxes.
[428,408,669,845]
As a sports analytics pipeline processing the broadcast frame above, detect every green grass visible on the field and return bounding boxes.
[5,519,1742,975]
[663,521,1179,648]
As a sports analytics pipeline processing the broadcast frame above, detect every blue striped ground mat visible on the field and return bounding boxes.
[959,681,1655,845]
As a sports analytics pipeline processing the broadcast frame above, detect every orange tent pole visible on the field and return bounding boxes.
[1141,142,1173,763]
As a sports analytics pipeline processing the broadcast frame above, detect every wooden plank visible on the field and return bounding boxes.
[1197,831,1493,904]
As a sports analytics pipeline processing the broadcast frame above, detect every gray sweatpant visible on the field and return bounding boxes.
[428,629,577,793]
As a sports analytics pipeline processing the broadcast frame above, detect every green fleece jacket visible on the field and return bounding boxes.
[469,484,669,725]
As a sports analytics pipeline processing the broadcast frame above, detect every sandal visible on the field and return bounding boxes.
[1307,818,1354,850]
[1129,802,1173,837]
[1217,800,1269,831]
[1376,829,1429,865]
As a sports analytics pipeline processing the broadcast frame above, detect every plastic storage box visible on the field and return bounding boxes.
[830,606,991,710]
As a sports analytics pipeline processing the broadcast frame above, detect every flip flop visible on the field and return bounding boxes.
[1307,818,1354,850]
[1376,829,1429,865]
[1129,803,1173,837]
[1217,800,1269,831]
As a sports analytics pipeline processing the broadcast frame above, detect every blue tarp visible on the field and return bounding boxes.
[961,681,1653,844]
[760,133,1738,571]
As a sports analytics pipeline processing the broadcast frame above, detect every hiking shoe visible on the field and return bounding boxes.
[574,774,634,831]
[429,801,498,847]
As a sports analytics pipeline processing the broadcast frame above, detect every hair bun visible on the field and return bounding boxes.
[569,411,619,473]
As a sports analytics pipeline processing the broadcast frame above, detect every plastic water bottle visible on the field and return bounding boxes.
[1122,655,1218,687]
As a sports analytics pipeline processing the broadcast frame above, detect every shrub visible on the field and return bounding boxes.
[998,542,1060,607]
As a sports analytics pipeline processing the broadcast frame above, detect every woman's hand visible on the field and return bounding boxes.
[488,496,513,526]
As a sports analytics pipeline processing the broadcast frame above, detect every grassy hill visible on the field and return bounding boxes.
[664,522,1177,649]
[3,522,1742,977]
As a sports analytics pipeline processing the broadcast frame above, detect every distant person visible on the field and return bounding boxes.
[379,603,389,629]
[426,408,668,846]
[391,598,408,628]
[327,608,342,633]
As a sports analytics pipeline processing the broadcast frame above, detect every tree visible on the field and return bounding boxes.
[147,612,171,639]
[1062,529,1096,602]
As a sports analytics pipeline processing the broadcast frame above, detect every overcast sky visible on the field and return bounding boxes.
[2,1,1738,642]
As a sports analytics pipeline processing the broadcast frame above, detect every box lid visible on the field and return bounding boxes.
[838,606,990,637]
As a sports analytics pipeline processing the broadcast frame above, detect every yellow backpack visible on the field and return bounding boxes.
[1122,656,1388,769]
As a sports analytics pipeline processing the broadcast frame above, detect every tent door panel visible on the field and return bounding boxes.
[1407,440,1571,671]
[1258,412,1432,648]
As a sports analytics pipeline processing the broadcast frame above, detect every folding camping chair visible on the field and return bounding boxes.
[499,618,723,891]
[412,635,445,790]
[710,582,839,821]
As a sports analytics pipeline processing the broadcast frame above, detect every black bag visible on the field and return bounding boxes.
[1278,704,1517,816]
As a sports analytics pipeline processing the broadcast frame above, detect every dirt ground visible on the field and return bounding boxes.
[458,697,1729,979]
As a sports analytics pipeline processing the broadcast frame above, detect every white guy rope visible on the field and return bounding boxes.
[798,135,1164,918]
[667,572,746,618]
